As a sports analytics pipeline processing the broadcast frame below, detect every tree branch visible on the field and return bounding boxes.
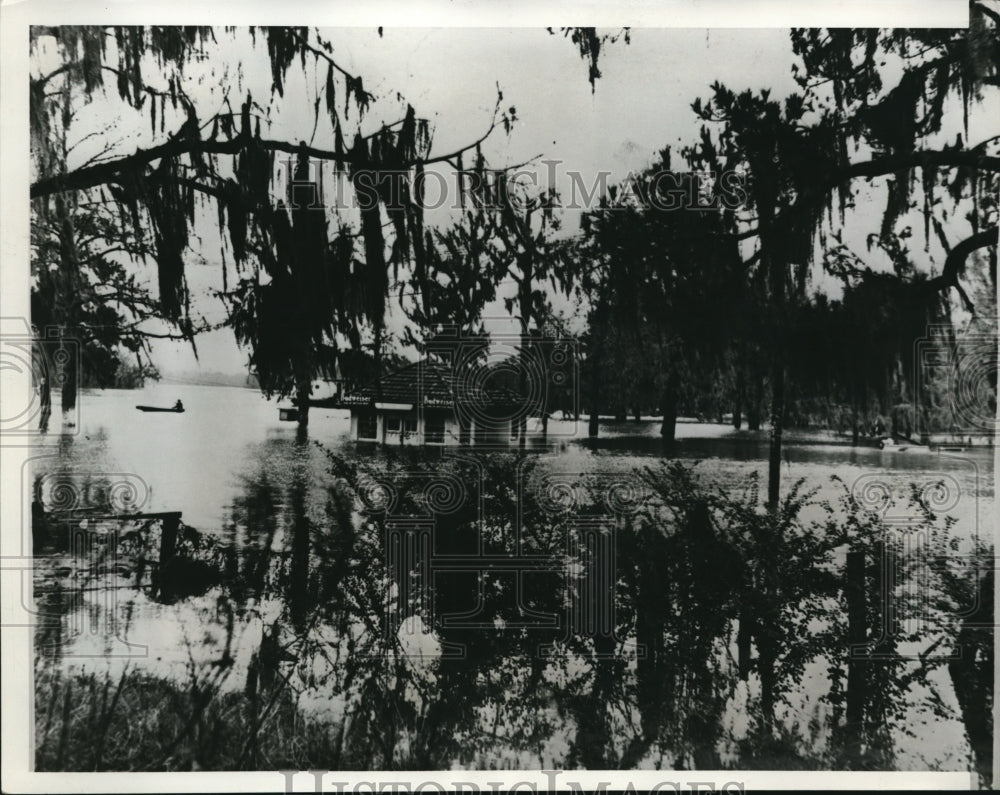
[840,150,1000,181]
[718,150,1000,245]
[31,102,506,199]
[974,1,1000,26]
[923,225,998,314]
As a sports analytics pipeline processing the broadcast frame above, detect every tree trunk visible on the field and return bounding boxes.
[295,371,311,429]
[758,193,785,746]
[615,407,627,422]
[373,324,384,403]
[766,363,785,511]
[660,410,677,442]
[660,378,678,442]
[517,311,528,448]
[518,378,528,450]
[52,188,84,422]
[588,410,600,438]
[733,365,744,429]
[587,294,609,440]
[634,408,641,423]
[851,397,860,446]
[60,343,78,418]
[587,352,601,439]
[764,195,787,512]
[518,258,533,451]
[38,369,53,433]
[747,372,763,431]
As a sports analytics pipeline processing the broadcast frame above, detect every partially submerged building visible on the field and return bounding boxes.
[336,359,523,446]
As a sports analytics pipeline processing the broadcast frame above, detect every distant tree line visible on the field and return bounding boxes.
[566,12,998,485]
[29,18,998,496]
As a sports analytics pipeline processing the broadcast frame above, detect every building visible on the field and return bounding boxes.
[336,359,524,446]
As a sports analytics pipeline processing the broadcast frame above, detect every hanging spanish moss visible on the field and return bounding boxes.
[30,25,461,371]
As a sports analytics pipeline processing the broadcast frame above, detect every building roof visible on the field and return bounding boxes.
[337,359,523,412]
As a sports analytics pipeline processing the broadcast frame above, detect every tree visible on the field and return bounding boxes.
[30,50,220,419]
[220,151,362,426]
[681,5,999,508]
[780,234,959,442]
[30,26,519,419]
[659,6,1000,742]
[576,161,743,441]
[31,185,213,420]
[443,164,575,446]
[399,208,501,343]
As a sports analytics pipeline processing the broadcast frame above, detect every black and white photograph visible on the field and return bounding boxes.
[2,4,998,791]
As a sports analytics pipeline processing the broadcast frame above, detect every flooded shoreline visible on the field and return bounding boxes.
[29,387,994,775]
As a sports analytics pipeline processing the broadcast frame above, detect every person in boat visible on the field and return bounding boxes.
[174,399,184,411]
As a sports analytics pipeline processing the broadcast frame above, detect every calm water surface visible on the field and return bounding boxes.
[33,385,994,530]
[30,385,996,771]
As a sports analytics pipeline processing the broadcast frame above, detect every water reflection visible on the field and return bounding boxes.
[31,391,993,773]
[37,448,755,769]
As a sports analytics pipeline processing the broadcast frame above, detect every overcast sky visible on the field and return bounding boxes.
[123,27,799,378]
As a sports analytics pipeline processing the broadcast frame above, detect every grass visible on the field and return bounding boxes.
[34,664,346,771]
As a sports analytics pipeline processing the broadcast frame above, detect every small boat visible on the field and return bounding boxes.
[136,405,185,413]
[872,436,924,452]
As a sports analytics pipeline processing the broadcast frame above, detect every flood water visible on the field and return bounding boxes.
[30,384,996,773]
